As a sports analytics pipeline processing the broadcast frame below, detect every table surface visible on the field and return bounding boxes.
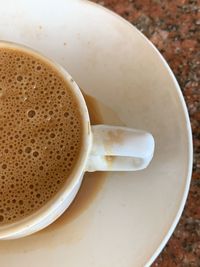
[92,0,200,266]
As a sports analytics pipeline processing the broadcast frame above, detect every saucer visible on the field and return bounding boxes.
[0,0,192,266]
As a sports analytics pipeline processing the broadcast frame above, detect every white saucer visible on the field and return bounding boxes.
[0,0,192,266]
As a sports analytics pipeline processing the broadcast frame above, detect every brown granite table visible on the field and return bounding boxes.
[92,0,200,266]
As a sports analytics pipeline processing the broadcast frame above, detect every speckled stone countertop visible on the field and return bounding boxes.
[92,0,200,266]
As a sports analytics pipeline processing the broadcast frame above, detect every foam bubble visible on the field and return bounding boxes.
[27,110,36,118]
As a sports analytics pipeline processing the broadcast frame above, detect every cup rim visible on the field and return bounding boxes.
[0,41,92,239]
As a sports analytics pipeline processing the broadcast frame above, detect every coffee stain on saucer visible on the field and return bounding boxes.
[82,91,125,126]
[0,91,124,253]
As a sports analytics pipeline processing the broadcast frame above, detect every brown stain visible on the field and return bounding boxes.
[107,130,125,144]
[81,91,103,125]
[104,129,126,158]
[82,91,125,126]
[0,172,106,252]
[0,170,106,253]
[39,172,106,234]
[103,130,125,169]
[104,155,115,169]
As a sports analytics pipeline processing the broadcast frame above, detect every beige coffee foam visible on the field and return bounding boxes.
[0,47,82,224]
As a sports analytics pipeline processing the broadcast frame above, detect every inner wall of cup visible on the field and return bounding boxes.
[0,41,92,236]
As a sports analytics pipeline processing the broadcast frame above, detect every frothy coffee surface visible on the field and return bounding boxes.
[0,47,83,224]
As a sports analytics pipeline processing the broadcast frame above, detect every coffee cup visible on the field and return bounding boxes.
[0,41,154,239]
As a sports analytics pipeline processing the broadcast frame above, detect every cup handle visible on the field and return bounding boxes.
[86,125,155,172]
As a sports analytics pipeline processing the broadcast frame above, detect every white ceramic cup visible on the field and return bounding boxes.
[0,41,154,239]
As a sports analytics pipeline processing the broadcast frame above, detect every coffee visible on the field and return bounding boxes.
[0,46,83,224]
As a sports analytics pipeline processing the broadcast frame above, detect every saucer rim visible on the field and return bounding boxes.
[83,1,193,266]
